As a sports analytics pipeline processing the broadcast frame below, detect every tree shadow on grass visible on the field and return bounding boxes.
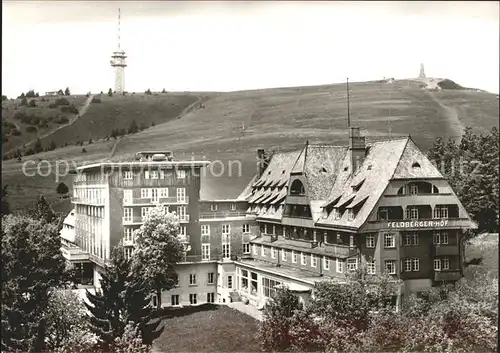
[157,303,219,320]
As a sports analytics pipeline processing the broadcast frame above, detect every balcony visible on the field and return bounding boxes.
[434,245,459,256]
[434,270,461,282]
[123,196,189,206]
[324,243,356,257]
[283,237,319,249]
[60,244,90,262]
[177,254,238,264]
[199,211,247,219]
[72,197,105,206]
[123,214,190,225]
[179,215,190,223]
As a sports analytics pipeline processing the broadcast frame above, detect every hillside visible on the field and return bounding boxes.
[2,79,498,213]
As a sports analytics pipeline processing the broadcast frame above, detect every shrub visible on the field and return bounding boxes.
[91,97,102,103]
[81,148,87,153]
[28,99,37,107]
[26,126,38,133]
[108,88,113,97]
[145,89,152,95]
[54,97,70,106]
[20,97,28,106]
[49,103,57,109]
[60,105,78,114]
[11,129,21,136]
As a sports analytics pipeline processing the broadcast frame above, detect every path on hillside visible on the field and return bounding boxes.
[6,94,95,154]
[109,95,209,160]
[424,90,465,141]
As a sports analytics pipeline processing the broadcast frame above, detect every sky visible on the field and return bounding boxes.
[2,1,499,97]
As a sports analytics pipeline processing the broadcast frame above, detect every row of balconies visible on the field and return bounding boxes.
[259,234,356,257]
[199,211,247,219]
[177,254,238,263]
[72,197,106,206]
[123,214,190,225]
[123,196,189,206]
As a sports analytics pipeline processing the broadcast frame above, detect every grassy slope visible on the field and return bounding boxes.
[2,80,498,213]
[153,305,259,353]
[2,95,88,152]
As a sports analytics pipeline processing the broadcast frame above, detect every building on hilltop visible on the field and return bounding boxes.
[60,128,476,309]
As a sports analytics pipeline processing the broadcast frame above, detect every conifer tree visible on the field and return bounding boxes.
[30,195,56,224]
[85,243,164,349]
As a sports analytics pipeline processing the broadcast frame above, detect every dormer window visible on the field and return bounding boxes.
[333,208,341,220]
[367,165,372,170]
[290,179,305,195]
[282,170,285,174]
[320,167,327,173]
[343,166,348,172]
[412,162,421,168]
[347,209,355,220]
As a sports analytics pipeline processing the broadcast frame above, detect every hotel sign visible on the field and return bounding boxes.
[387,220,449,229]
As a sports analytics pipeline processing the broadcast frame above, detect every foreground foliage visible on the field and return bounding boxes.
[260,264,498,353]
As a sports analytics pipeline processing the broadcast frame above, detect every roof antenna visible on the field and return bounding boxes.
[117,8,121,50]
[347,77,351,129]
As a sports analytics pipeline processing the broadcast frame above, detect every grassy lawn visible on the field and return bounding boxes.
[153,304,260,353]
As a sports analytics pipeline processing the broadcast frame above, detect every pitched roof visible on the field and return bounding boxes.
[392,138,444,179]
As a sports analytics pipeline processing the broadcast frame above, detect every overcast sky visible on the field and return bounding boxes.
[2,1,499,97]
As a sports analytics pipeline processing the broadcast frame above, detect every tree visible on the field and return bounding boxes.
[49,140,57,151]
[131,206,186,309]
[34,138,43,154]
[128,119,139,134]
[45,290,89,350]
[28,99,37,107]
[64,87,70,96]
[88,137,93,144]
[82,148,87,153]
[20,97,28,106]
[30,195,56,224]
[57,89,64,95]
[1,214,71,352]
[161,88,166,93]
[1,185,10,215]
[145,89,152,95]
[2,95,7,100]
[108,88,113,97]
[85,244,163,350]
[56,182,69,197]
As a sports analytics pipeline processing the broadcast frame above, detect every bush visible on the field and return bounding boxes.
[20,97,28,106]
[54,97,70,106]
[108,88,113,97]
[81,148,87,153]
[11,129,21,136]
[60,105,78,114]
[145,89,152,95]
[28,99,37,107]
[91,97,102,103]
[54,116,69,124]
[49,103,57,109]
[26,126,38,133]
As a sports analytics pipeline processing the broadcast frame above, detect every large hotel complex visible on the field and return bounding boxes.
[60,127,477,308]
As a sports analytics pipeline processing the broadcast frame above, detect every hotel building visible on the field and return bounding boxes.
[61,128,476,308]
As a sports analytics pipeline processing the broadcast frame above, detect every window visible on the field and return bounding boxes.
[211,204,218,211]
[124,228,134,242]
[383,233,395,248]
[177,206,187,221]
[434,259,442,271]
[189,274,197,285]
[207,293,215,303]
[123,171,133,180]
[443,257,450,270]
[124,247,133,260]
[123,208,132,222]
[179,226,187,237]
[433,232,449,245]
[313,231,317,242]
[347,258,358,271]
[404,258,412,272]
[189,294,197,305]
[378,207,390,221]
[230,203,237,211]
[222,224,230,235]
[333,208,341,220]
[123,190,132,203]
[349,235,354,248]
[367,260,376,274]
[410,184,418,195]
[323,232,328,244]
[261,245,266,257]
[144,171,150,180]
[243,243,250,254]
[151,170,159,179]
[160,170,165,179]
[347,209,354,220]
[385,260,396,274]
[201,225,210,236]
[292,250,297,263]
[242,224,250,233]
[176,170,186,179]
[252,244,258,255]
[311,254,318,268]
[202,244,210,260]
[433,206,448,219]
[141,207,151,220]
[412,258,420,271]
[176,188,186,203]
[227,275,233,289]
[271,247,277,259]
[171,295,179,306]
[336,259,344,273]
[160,188,168,198]
[262,277,281,298]
[222,244,230,259]
[141,188,150,199]
[323,256,330,270]
[366,234,375,248]
[207,272,214,284]
[301,252,306,265]
[404,232,420,246]
[281,249,287,261]
[405,206,419,220]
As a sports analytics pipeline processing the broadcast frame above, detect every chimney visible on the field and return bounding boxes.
[257,149,267,177]
[349,127,366,173]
